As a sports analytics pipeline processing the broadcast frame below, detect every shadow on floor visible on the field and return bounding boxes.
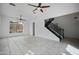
[61,38,79,49]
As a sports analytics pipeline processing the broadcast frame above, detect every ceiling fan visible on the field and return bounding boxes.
[9,15,26,22]
[9,3,16,6]
[28,3,50,14]
[9,3,50,14]
[18,15,26,22]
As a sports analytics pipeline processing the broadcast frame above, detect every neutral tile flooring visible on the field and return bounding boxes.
[0,35,79,55]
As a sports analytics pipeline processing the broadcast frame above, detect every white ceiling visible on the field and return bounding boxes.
[0,3,79,21]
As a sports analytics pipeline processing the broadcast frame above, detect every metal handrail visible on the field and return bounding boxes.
[48,23,64,38]
[45,18,64,41]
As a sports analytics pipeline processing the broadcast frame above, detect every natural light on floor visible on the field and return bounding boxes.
[25,50,34,55]
[62,44,79,55]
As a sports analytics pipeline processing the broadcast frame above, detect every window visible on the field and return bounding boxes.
[10,21,23,33]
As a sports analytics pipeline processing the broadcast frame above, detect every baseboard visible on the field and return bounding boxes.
[0,34,31,39]
[64,37,79,40]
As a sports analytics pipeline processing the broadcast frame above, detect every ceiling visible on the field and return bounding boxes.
[0,3,79,21]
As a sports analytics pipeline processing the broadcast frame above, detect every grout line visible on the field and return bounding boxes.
[7,38,11,55]
[12,39,24,55]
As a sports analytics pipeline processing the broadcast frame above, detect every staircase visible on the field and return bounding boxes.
[45,18,64,41]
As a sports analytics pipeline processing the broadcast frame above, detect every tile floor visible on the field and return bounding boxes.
[0,35,78,55]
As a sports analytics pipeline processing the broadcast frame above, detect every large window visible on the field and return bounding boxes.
[10,21,23,33]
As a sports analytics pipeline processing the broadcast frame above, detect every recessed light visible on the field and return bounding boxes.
[74,17,78,19]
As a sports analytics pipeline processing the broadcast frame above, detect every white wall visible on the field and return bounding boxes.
[29,16,60,41]
[53,12,79,39]
[0,15,30,38]
[35,21,59,41]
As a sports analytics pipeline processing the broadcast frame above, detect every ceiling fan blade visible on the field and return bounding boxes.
[41,6,50,8]
[33,11,36,14]
[19,15,23,20]
[28,4,38,7]
[33,7,38,11]
[40,9,43,13]
[38,3,42,7]
[9,3,16,6]
[19,18,26,21]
